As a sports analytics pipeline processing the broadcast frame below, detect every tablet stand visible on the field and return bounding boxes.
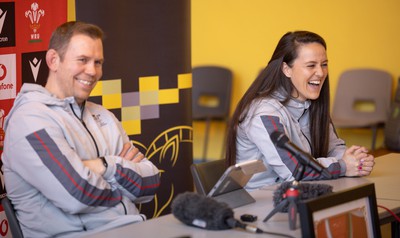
[263,163,304,230]
[213,188,256,208]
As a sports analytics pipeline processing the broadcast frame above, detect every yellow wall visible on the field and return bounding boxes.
[67,0,75,21]
[66,0,400,159]
[192,0,400,159]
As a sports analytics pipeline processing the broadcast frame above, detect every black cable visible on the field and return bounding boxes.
[261,230,296,238]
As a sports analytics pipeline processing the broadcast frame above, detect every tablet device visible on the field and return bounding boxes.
[207,159,267,208]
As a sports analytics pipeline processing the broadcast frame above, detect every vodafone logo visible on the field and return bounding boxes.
[0,54,16,100]
[0,219,8,236]
[0,64,6,81]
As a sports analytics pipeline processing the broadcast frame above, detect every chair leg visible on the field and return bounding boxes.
[391,220,400,238]
[202,117,211,162]
[220,118,229,160]
[371,125,378,151]
[220,130,227,160]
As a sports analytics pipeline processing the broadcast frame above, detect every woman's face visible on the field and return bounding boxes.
[282,42,328,102]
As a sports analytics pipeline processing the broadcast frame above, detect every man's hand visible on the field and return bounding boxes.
[83,159,106,175]
[83,143,145,175]
[119,142,145,163]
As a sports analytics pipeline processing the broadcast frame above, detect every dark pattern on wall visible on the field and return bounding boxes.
[76,0,193,217]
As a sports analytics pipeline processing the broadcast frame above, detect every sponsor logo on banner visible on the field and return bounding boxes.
[0,108,4,149]
[0,168,4,195]
[0,211,11,238]
[0,2,16,47]
[24,2,45,43]
[0,166,10,236]
[0,8,6,34]
[0,54,16,100]
[22,51,48,86]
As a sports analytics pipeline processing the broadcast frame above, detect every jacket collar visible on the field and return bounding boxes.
[273,89,311,121]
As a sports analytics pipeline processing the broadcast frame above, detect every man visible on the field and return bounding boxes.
[2,21,160,237]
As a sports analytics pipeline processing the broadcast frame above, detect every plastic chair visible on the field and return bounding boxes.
[331,68,392,150]
[192,66,233,162]
[1,196,24,238]
[190,159,226,195]
[384,76,400,151]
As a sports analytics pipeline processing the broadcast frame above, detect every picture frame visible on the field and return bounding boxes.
[298,183,381,238]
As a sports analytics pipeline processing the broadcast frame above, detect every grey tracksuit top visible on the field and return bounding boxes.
[236,92,347,190]
[2,83,160,237]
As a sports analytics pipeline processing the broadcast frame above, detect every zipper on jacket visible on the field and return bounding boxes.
[298,108,313,150]
[70,104,100,157]
[120,201,128,215]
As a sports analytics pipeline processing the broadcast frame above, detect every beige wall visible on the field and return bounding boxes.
[192,0,400,159]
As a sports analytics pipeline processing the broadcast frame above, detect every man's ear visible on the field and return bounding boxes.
[282,62,292,78]
[46,49,60,71]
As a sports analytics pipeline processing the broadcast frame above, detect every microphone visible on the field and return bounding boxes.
[171,192,263,233]
[272,181,333,212]
[270,131,332,179]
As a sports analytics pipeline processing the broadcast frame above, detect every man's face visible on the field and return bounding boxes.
[55,34,104,105]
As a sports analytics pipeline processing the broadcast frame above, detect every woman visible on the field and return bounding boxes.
[226,31,375,190]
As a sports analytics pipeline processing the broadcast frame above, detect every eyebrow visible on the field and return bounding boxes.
[304,59,328,64]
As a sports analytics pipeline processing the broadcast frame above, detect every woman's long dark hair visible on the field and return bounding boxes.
[225,31,331,167]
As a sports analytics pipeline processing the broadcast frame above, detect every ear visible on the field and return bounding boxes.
[282,62,292,78]
[46,49,60,71]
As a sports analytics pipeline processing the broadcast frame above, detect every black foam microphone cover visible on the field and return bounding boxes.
[171,192,234,230]
[273,182,333,212]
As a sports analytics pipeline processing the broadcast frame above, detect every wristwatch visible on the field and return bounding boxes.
[99,156,108,168]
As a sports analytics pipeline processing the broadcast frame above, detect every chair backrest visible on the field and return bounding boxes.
[1,196,24,238]
[192,66,233,120]
[384,76,400,151]
[190,159,226,195]
[332,68,392,125]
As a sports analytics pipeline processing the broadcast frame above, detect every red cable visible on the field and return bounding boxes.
[377,205,400,222]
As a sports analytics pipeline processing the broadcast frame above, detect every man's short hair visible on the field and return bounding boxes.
[48,21,104,60]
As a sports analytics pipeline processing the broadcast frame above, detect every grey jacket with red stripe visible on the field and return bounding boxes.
[2,83,160,237]
[236,92,347,191]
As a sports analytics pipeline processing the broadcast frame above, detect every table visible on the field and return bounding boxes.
[84,188,301,238]
[83,153,400,238]
[301,153,400,236]
[366,153,400,236]
[366,153,400,201]
[298,152,400,225]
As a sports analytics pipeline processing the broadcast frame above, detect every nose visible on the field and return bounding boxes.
[315,65,324,77]
[85,62,98,76]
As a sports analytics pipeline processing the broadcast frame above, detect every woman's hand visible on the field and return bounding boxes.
[342,145,375,177]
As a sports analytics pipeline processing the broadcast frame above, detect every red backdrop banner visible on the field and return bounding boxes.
[0,1,67,237]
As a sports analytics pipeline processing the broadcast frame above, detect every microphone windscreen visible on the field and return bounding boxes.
[171,192,234,230]
[273,182,333,212]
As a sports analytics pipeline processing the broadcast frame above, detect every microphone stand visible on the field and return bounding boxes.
[263,163,304,230]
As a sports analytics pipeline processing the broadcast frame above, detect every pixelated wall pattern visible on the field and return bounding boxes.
[90,73,192,135]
